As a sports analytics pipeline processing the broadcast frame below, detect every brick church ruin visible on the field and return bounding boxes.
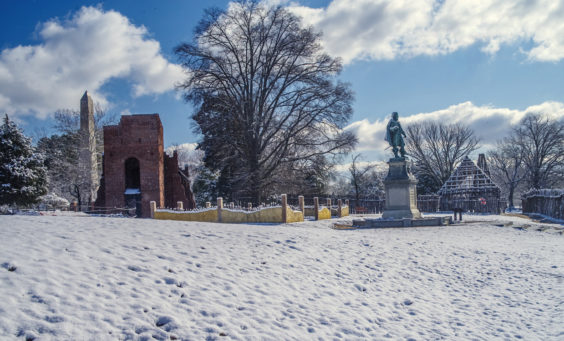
[92,99,195,217]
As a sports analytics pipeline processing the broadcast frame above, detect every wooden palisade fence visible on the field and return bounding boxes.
[521,189,564,220]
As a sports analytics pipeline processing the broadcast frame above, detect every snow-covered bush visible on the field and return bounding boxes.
[38,193,70,210]
[0,205,14,215]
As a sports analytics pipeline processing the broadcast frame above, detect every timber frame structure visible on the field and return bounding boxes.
[438,155,504,213]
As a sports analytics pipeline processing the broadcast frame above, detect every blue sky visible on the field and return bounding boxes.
[1,0,563,162]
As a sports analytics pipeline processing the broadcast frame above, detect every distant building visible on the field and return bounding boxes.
[438,154,504,213]
[95,114,195,217]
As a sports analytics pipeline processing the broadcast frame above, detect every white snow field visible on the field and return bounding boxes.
[0,214,562,340]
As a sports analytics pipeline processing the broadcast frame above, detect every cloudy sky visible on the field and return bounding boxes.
[1,0,563,162]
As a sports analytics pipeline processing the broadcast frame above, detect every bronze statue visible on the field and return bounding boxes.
[385,112,407,159]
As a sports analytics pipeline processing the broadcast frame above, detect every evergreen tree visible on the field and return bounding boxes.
[192,166,220,206]
[0,114,47,206]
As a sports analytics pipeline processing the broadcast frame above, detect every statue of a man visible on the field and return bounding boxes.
[385,112,407,159]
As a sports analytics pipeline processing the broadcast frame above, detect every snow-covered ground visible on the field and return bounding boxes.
[0,214,562,340]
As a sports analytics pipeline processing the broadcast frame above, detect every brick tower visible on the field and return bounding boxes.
[102,114,165,217]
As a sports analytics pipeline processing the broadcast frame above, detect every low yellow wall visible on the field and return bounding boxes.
[154,206,304,224]
[317,207,331,220]
[286,207,304,223]
[304,207,315,217]
[222,207,284,223]
[154,209,218,222]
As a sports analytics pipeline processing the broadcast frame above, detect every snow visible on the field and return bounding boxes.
[124,188,141,195]
[523,188,564,198]
[0,214,562,340]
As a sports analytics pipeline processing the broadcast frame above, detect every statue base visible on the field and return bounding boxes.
[382,158,422,219]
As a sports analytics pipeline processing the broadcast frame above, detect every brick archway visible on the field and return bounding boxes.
[124,157,140,190]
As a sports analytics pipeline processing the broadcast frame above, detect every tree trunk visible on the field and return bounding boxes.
[507,186,515,209]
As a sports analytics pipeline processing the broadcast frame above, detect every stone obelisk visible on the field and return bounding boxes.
[80,91,99,203]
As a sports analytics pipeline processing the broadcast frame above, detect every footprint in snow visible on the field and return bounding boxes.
[45,315,64,323]
[155,316,177,332]
[354,284,367,292]
[127,265,143,272]
[164,277,177,285]
[1,262,16,272]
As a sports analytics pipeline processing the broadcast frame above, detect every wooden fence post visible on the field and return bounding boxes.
[217,197,223,222]
[314,197,319,221]
[338,199,342,218]
[150,201,156,219]
[281,194,288,223]
[298,195,305,215]
[177,201,183,210]
[205,202,211,208]
[248,202,252,210]
[326,198,331,208]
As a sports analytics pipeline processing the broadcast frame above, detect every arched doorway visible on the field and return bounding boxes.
[124,157,141,217]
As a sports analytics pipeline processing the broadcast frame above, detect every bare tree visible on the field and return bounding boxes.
[348,154,375,204]
[53,104,117,149]
[38,105,117,207]
[511,113,564,189]
[488,139,527,209]
[406,122,480,193]
[175,1,356,202]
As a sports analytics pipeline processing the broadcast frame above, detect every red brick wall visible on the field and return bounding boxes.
[103,114,164,217]
[164,151,196,210]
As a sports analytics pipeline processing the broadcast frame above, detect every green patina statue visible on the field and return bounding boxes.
[385,112,407,159]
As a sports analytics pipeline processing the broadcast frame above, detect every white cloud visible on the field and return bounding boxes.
[165,142,198,156]
[0,6,184,119]
[345,101,564,159]
[288,0,564,63]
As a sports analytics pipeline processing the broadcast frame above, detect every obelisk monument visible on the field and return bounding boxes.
[80,91,99,204]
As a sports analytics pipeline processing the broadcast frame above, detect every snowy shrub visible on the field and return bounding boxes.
[0,205,13,215]
[39,193,70,210]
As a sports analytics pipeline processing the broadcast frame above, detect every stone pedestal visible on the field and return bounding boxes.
[382,158,422,219]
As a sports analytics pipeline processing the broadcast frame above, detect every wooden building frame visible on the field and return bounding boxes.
[438,155,504,213]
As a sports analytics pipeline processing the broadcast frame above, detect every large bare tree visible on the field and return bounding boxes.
[175,1,356,202]
[511,113,564,189]
[405,122,480,193]
[487,139,527,209]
